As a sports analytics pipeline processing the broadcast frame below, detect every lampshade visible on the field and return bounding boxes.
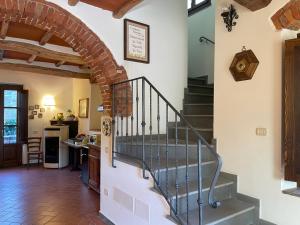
[43,95,56,106]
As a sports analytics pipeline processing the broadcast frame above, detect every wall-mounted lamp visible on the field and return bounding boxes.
[42,95,56,107]
[221,4,239,32]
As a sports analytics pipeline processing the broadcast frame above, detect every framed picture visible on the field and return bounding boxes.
[124,19,150,64]
[28,115,34,120]
[79,98,89,118]
[38,113,43,119]
[32,111,37,115]
[35,105,39,109]
[40,108,45,113]
[29,106,34,110]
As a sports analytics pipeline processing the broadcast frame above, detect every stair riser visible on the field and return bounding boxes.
[183,105,213,115]
[116,134,166,143]
[171,183,236,215]
[215,208,256,225]
[168,128,213,143]
[155,162,217,185]
[186,87,214,95]
[188,79,207,86]
[184,94,213,104]
[184,116,213,129]
[116,144,215,162]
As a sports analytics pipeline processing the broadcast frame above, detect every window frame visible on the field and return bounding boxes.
[188,0,211,16]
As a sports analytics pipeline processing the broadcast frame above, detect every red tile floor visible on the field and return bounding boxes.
[0,167,107,225]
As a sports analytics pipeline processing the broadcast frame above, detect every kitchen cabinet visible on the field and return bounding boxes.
[88,144,100,193]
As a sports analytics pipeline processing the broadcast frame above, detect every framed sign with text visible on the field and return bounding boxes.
[124,19,150,64]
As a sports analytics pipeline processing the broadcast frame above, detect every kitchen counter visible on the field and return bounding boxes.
[64,139,101,194]
[63,139,100,150]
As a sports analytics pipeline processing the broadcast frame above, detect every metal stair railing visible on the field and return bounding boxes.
[111,76,222,225]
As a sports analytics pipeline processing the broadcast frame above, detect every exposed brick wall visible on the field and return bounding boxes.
[0,0,129,115]
[271,0,300,31]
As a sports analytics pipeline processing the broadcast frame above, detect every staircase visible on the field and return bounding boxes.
[112,77,262,225]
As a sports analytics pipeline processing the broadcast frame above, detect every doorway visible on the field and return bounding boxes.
[0,84,28,167]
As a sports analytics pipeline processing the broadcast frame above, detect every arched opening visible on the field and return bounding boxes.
[0,0,129,114]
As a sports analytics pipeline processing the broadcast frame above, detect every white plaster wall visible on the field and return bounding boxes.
[48,0,188,113]
[0,70,74,137]
[214,0,300,224]
[188,0,215,83]
[101,116,176,225]
[72,79,91,134]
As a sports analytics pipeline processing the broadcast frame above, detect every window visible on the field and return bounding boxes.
[188,0,211,16]
[3,90,18,144]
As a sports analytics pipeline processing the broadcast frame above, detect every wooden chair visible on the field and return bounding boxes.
[27,137,43,167]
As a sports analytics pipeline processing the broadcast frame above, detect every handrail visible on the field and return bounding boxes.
[199,36,215,45]
[111,76,222,224]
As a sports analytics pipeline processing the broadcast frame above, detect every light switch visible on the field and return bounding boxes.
[104,188,109,197]
[256,128,267,136]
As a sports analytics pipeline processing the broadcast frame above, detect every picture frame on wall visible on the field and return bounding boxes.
[124,19,150,64]
[79,98,89,118]
[32,111,37,115]
[29,106,34,110]
[35,105,39,109]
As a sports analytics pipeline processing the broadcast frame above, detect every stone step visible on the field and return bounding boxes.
[183,104,213,115]
[184,93,213,104]
[188,77,208,86]
[178,198,257,225]
[115,141,215,162]
[186,86,214,95]
[161,175,236,215]
[168,126,213,143]
[154,161,217,187]
[183,115,213,129]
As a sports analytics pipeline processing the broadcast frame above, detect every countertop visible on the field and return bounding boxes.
[63,139,101,150]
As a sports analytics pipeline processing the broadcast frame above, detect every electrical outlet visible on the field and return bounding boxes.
[256,128,267,136]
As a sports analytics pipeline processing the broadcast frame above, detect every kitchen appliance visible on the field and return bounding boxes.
[43,125,69,168]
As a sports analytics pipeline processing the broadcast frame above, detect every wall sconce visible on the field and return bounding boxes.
[221,4,239,32]
[42,95,56,108]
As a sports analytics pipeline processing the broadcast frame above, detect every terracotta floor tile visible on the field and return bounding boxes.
[0,167,107,225]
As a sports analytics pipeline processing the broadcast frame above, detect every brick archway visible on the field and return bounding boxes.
[0,0,128,114]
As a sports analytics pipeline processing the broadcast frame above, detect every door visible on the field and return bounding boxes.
[0,84,28,167]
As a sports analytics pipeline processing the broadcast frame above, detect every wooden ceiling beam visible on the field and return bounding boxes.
[27,54,37,64]
[113,0,143,19]
[68,0,80,6]
[40,30,54,46]
[0,40,85,65]
[0,62,90,79]
[55,60,65,67]
[0,20,9,39]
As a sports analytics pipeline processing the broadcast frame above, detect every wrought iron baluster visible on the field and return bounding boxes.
[175,113,179,215]
[126,83,129,155]
[157,94,161,185]
[112,84,116,168]
[131,81,134,156]
[185,127,189,225]
[121,89,124,155]
[165,104,169,197]
[142,79,148,179]
[136,80,139,159]
[150,87,153,170]
[197,139,203,225]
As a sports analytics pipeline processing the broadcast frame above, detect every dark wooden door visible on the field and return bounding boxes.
[0,84,28,167]
[88,147,100,193]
